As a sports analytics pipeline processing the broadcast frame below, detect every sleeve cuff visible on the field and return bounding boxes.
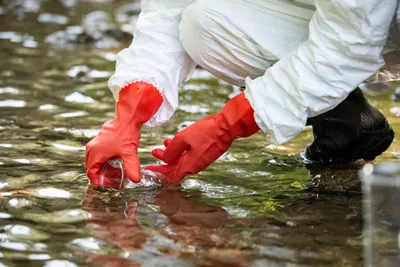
[108,76,176,127]
[244,77,308,145]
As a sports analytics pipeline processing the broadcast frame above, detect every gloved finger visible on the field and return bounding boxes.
[84,148,89,166]
[162,135,189,164]
[168,155,193,183]
[164,138,172,147]
[86,152,114,185]
[87,163,103,185]
[152,148,165,161]
[84,139,97,166]
[167,146,221,183]
[149,139,172,162]
[120,152,141,183]
[145,163,174,176]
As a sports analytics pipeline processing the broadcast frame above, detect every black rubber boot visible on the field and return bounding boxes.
[305,88,394,164]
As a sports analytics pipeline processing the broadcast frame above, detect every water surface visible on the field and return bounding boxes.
[1,1,400,266]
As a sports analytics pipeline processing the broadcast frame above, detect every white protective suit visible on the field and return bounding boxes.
[108,0,400,145]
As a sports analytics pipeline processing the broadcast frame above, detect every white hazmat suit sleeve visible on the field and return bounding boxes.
[108,0,197,127]
[245,0,398,145]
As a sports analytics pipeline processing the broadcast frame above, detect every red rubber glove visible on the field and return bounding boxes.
[85,82,163,185]
[145,92,260,183]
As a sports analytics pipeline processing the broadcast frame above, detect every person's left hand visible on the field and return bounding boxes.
[145,114,231,183]
[145,92,260,183]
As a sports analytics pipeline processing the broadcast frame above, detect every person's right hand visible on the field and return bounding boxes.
[85,82,163,186]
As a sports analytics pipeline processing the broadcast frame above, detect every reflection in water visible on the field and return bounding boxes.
[82,186,247,266]
[81,184,362,266]
[83,188,149,252]
[0,0,399,266]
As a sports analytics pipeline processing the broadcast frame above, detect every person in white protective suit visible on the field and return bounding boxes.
[85,0,399,186]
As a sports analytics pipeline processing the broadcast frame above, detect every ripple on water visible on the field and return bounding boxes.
[44,260,77,267]
[0,252,51,262]
[0,225,50,242]
[178,104,210,113]
[78,82,108,92]
[8,198,32,209]
[28,254,51,260]
[1,174,42,191]
[141,257,195,267]
[23,39,38,48]
[0,87,19,95]
[69,237,102,252]
[52,143,85,151]
[39,104,58,111]
[223,207,248,218]
[0,32,24,42]
[50,171,83,183]
[182,83,211,91]
[34,188,72,199]
[14,159,30,164]
[55,111,88,118]
[0,241,47,253]
[68,128,99,138]
[67,65,111,80]
[37,13,69,25]
[22,209,91,224]
[182,179,256,198]
[64,92,95,104]
[0,100,26,107]
[0,1,386,266]
[0,213,12,219]
[0,144,13,148]
[257,245,335,264]
[0,182,9,190]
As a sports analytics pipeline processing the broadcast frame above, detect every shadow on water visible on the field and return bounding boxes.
[0,0,400,266]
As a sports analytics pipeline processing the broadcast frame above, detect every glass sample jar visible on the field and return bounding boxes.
[99,158,165,190]
[99,159,129,190]
[360,163,400,267]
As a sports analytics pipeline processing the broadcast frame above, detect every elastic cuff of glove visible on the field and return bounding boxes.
[120,81,161,99]
[117,82,163,125]
[220,92,260,138]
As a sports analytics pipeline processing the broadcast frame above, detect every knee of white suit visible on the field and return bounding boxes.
[179,0,279,86]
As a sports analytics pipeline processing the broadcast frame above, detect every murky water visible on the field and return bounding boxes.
[1,1,400,266]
